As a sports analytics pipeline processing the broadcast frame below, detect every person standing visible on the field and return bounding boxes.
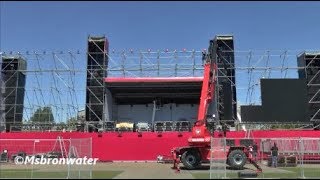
[248,145,253,159]
[252,142,258,161]
[222,123,228,137]
[271,142,279,168]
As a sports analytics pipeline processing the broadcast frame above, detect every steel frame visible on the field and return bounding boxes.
[1,46,320,131]
[298,52,320,122]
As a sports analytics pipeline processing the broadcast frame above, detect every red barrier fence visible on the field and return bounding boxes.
[1,130,320,161]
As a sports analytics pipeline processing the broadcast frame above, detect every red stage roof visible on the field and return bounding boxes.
[104,77,204,83]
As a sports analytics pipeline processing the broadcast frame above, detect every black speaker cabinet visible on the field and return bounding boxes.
[1,57,26,132]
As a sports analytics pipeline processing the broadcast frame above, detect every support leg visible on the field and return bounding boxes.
[172,153,181,173]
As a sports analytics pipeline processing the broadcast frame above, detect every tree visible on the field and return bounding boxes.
[66,116,78,129]
[270,124,298,130]
[30,106,55,124]
[55,121,67,130]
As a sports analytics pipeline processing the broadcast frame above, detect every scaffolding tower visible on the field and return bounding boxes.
[0,64,5,131]
[1,56,26,131]
[85,36,109,132]
[297,52,320,122]
[212,35,237,127]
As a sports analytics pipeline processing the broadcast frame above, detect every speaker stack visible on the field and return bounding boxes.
[1,56,26,132]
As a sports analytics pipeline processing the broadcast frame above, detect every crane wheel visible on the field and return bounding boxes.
[181,149,201,170]
[227,149,247,170]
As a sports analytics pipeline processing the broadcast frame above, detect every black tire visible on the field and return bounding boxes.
[227,149,247,170]
[181,150,201,170]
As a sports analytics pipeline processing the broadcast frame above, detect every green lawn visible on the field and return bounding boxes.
[192,167,320,179]
[92,171,123,179]
[0,169,122,179]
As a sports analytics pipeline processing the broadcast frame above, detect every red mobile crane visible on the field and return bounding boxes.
[171,38,262,173]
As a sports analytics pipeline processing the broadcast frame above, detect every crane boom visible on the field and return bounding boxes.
[197,58,217,123]
[189,41,218,142]
[172,36,262,174]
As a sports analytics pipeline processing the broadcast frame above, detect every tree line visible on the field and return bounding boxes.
[27,106,78,128]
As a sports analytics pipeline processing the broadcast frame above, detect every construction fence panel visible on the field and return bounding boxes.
[260,138,320,179]
[0,137,92,179]
[210,137,227,179]
[0,139,35,179]
[208,137,320,179]
[67,138,93,179]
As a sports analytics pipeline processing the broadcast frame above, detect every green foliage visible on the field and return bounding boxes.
[270,124,299,129]
[245,124,300,130]
[64,116,78,130]
[30,106,54,124]
[55,121,67,130]
[66,116,77,126]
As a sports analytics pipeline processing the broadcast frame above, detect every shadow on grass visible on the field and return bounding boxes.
[180,165,251,171]
[180,165,210,171]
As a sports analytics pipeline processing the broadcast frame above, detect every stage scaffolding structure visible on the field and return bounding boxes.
[298,52,320,122]
[0,48,319,131]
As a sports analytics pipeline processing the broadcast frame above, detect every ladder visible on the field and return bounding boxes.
[51,136,68,158]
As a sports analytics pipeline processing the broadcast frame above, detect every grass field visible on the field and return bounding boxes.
[191,167,320,179]
[0,169,123,179]
[1,163,320,179]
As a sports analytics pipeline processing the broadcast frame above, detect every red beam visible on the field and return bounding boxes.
[104,77,204,83]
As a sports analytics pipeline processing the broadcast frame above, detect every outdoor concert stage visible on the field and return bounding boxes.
[1,130,320,162]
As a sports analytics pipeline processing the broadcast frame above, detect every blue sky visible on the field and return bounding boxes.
[1,2,320,51]
[1,2,320,122]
